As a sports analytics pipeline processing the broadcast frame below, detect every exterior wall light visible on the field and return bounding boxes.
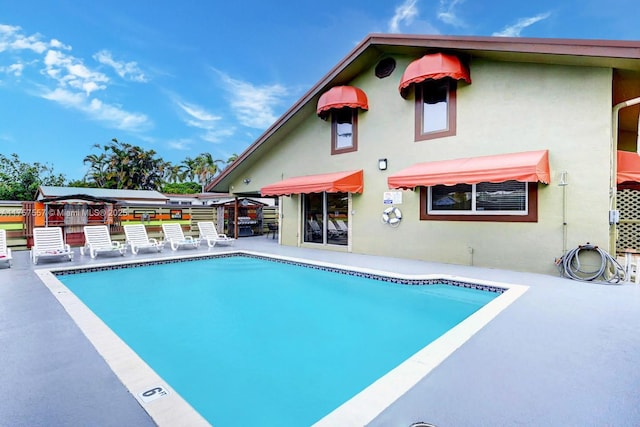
[378,158,388,171]
[558,171,568,186]
[243,178,251,185]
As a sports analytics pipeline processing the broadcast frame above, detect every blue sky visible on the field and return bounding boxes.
[1,0,638,182]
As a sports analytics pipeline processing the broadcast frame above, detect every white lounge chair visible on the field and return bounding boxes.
[336,219,349,234]
[80,225,126,258]
[327,220,344,237]
[123,224,163,254]
[31,227,74,264]
[307,219,322,238]
[162,223,200,251]
[197,221,235,247]
[0,229,13,268]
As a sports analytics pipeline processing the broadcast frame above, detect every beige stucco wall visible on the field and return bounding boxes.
[233,56,614,274]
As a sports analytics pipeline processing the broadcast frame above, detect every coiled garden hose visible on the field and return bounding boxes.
[556,243,625,284]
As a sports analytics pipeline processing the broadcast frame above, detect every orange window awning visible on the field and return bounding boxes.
[399,52,471,99]
[261,170,364,196]
[387,150,550,189]
[317,86,368,119]
[617,150,640,183]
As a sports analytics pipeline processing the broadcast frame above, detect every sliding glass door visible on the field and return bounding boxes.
[302,192,348,246]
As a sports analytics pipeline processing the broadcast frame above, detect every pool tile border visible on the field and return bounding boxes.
[53,251,506,294]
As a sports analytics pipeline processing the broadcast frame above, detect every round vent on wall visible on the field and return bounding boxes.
[375,57,396,78]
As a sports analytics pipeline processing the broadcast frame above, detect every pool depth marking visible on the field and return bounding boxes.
[139,385,171,403]
[35,269,211,427]
[37,250,528,426]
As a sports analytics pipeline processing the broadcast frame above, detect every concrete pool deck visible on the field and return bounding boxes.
[1,236,639,426]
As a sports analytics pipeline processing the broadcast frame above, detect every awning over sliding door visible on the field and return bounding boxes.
[617,150,640,183]
[387,150,550,189]
[261,170,363,196]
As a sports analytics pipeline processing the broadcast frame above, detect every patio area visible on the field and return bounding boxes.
[1,236,639,426]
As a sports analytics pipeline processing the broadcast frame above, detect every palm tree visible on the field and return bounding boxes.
[183,153,223,193]
[181,156,199,183]
[83,146,109,187]
[226,153,239,165]
[164,163,187,184]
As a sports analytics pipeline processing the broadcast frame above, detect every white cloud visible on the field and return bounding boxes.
[0,24,20,35]
[493,12,551,37]
[1,24,153,138]
[40,87,86,105]
[40,87,151,132]
[201,128,236,144]
[388,0,419,33]
[1,62,24,77]
[177,101,221,124]
[10,33,48,53]
[173,97,234,142]
[0,25,68,54]
[167,138,193,150]
[437,0,466,27]
[93,50,147,82]
[216,71,288,129]
[49,39,71,50]
[43,49,109,95]
[87,98,150,131]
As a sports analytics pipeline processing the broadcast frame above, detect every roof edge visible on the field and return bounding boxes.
[207,33,640,192]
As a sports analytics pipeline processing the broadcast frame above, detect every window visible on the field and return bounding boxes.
[420,180,538,222]
[302,192,348,245]
[415,79,456,141]
[332,108,357,154]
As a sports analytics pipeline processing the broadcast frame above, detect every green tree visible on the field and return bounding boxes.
[0,153,65,201]
[83,138,168,190]
[161,182,201,194]
[66,179,95,188]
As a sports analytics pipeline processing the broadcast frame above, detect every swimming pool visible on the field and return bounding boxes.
[39,252,527,426]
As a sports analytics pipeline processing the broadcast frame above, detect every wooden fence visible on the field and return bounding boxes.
[0,201,279,250]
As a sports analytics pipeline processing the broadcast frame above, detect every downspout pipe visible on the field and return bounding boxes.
[610,96,640,255]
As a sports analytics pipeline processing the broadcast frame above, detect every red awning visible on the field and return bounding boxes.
[388,150,550,189]
[261,170,364,196]
[617,150,640,183]
[317,86,368,119]
[399,52,471,98]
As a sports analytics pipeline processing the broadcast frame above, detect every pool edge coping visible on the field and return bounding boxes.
[36,249,529,426]
[36,268,211,427]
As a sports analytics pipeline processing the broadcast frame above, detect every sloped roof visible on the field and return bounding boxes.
[38,186,169,202]
[39,194,119,204]
[206,34,640,194]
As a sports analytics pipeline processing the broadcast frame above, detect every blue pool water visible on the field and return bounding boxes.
[58,255,497,426]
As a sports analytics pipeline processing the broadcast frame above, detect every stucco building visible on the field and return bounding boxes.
[207,34,640,274]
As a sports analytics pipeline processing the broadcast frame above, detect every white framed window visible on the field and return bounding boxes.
[416,79,456,141]
[332,109,357,154]
[428,181,528,215]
